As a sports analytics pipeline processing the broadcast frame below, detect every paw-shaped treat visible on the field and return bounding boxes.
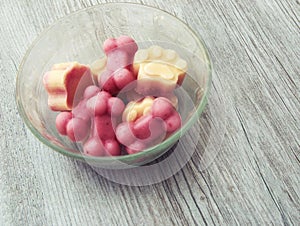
[133,46,187,96]
[116,97,181,154]
[43,62,94,111]
[99,36,138,95]
[134,45,187,83]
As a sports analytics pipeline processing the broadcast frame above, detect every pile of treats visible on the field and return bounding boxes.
[43,36,188,156]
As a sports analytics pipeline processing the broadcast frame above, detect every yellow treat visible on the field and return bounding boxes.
[136,62,179,95]
[122,96,155,122]
[134,45,187,86]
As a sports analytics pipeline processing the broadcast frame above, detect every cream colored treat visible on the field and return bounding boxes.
[90,57,107,85]
[122,96,155,122]
[134,45,187,85]
[136,62,179,95]
[134,46,187,96]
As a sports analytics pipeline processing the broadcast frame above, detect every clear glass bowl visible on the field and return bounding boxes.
[16,3,212,169]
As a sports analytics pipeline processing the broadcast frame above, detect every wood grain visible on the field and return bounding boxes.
[0,0,299,225]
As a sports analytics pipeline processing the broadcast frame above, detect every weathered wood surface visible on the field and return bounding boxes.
[0,0,299,225]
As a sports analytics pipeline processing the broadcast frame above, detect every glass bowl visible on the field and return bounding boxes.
[16,2,212,169]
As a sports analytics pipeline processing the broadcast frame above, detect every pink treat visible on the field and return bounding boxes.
[83,85,101,99]
[66,118,90,142]
[115,97,181,154]
[83,137,121,157]
[115,122,148,153]
[99,36,138,95]
[55,95,91,142]
[126,141,147,155]
[114,122,136,147]
[107,97,125,117]
[151,97,174,120]
[93,115,116,140]
[113,68,135,90]
[164,113,182,133]
[83,88,125,156]
[86,91,111,116]
[83,137,106,156]
[132,115,153,139]
[72,98,91,122]
[151,97,181,133]
[103,36,138,60]
[55,112,72,135]
[99,70,119,95]
[116,116,166,154]
[103,139,121,156]
[55,85,125,156]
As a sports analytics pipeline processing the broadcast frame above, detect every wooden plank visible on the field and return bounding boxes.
[0,0,299,225]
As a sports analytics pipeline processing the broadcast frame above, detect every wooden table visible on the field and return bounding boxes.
[0,0,299,225]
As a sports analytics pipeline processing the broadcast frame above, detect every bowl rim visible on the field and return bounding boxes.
[15,2,213,165]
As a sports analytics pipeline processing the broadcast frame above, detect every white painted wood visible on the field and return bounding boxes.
[0,0,299,225]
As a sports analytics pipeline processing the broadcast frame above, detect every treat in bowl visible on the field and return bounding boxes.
[99,36,138,95]
[16,3,212,168]
[134,45,187,96]
[43,62,94,111]
[43,36,185,157]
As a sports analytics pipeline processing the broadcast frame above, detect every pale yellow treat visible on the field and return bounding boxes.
[122,96,155,122]
[134,45,187,86]
[89,57,107,85]
[136,62,179,95]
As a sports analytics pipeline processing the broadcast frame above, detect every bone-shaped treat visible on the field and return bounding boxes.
[99,36,138,95]
[55,85,125,156]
